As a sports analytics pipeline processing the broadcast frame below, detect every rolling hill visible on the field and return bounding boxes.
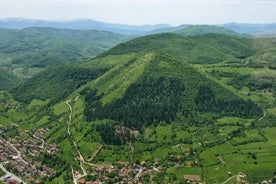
[0,27,130,78]
[149,25,239,36]
[175,25,239,36]
[102,33,254,64]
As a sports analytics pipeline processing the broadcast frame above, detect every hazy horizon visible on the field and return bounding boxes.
[0,0,276,26]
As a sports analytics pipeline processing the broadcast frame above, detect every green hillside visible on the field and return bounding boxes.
[175,25,238,36]
[0,68,22,90]
[149,25,239,36]
[12,64,108,103]
[102,33,254,64]
[1,33,275,184]
[248,37,276,69]
[83,52,262,130]
[0,27,130,77]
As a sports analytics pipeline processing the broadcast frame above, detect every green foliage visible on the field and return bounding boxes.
[195,84,263,118]
[0,68,22,90]
[84,75,185,129]
[0,27,129,77]
[96,121,125,145]
[101,33,254,64]
[12,64,108,103]
[83,52,261,129]
[0,168,5,177]
[227,73,275,91]
[175,25,239,36]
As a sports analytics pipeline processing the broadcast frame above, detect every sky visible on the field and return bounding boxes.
[0,0,275,25]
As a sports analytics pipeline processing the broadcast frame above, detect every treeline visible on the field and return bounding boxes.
[195,85,263,118]
[227,73,274,91]
[12,65,108,103]
[95,123,125,145]
[83,76,185,129]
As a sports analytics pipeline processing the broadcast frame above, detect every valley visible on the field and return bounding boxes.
[0,25,275,184]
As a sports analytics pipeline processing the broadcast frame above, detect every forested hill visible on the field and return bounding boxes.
[0,68,22,90]
[0,27,130,76]
[175,25,239,36]
[81,52,263,130]
[149,25,239,36]
[101,33,254,64]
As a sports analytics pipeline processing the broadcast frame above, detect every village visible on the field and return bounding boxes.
[0,125,58,184]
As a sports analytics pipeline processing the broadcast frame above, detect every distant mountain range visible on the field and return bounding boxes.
[1,18,276,35]
[0,18,169,34]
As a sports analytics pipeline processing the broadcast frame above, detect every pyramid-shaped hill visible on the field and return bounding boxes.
[12,33,263,129]
[82,51,262,129]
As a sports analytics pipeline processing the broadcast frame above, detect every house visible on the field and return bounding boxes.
[6,178,18,184]
[140,161,147,167]
[153,161,159,167]
[78,178,86,184]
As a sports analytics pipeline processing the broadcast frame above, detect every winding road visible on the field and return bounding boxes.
[66,98,103,184]
[65,99,87,184]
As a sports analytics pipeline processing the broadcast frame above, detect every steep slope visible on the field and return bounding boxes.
[11,54,136,104]
[12,64,108,104]
[102,33,254,64]
[82,52,262,130]
[0,68,22,90]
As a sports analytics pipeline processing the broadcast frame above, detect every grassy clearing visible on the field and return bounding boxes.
[96,53,154,105]
[53,101,67,115]
[27,99,47,110]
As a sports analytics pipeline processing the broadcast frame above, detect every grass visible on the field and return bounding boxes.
[59,138,79,168]
[92,52,154,105]
[53,101,68,116]
[0,168,5,177]
[0,115,12,125]
[27,99,48,110]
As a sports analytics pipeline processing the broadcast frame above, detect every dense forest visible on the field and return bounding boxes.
[195,84,263,118]
[84,75,185,129]
[0,68,22,90]
[12,65,108,103]
[0,27,129,76]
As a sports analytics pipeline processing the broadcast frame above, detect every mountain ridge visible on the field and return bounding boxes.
[2,18,276,35]
[0,18,169,34]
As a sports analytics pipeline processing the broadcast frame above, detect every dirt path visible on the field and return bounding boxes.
[258,109,266,121]
[65,97,102,183]
[88,144,102,162]
[65,99,87,184]
[217,156,226,165]
[222,174,237,184]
